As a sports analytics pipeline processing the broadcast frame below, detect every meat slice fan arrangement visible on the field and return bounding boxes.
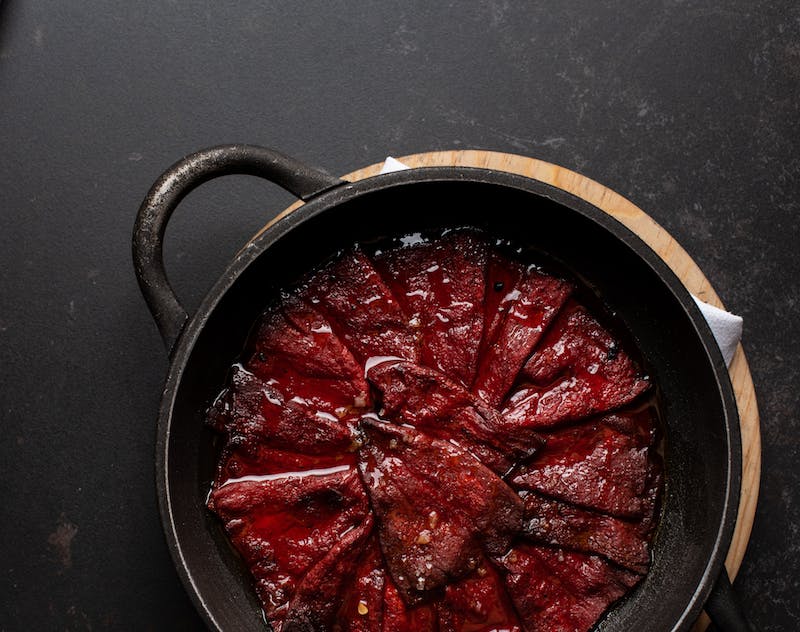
[206,230,662,632]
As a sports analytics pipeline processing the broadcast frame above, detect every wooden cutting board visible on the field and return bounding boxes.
[273,149,760,630]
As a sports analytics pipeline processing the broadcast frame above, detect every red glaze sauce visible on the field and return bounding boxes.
[206,230,662,631]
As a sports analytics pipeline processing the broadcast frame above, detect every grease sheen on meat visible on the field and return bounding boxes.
[206,230,662,632]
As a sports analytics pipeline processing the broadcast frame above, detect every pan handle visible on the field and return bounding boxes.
[132,144,344,355]
[705,568,756,631]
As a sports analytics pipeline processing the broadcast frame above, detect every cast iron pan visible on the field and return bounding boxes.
[133,145,753,631]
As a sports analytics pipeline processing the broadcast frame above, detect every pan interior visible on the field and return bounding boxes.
[162,176,735,632]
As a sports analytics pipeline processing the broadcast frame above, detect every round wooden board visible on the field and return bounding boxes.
[271,150,760,630]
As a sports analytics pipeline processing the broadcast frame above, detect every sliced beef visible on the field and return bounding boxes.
[357,428,484,604]
[511,410,658,518]
[302,248,419,364]
[503,301,650,428]
[357,419,523,604]
[520,491,651,573]
[436,558,523,632]
[367,358,542,474]
[246,296,371,414]
[207,365,355,455]
[499,544,641,632]
[367,358,473,420]
[214,439,357,485]
[381,577,438,632]
[374,231,487,386]
[481,251,525,360]
[335,538,387,632]
[280,516,374,632]
[207,466,368,622]
[205,231,662,631]
[472,267,572,406]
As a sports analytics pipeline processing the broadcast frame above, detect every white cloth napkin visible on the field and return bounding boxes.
[692,297,743,366]
[379,157,743,366]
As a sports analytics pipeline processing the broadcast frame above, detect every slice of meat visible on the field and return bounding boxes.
[357,428,484,605]
[374,231,487,386]
[472,267,572,407]
[206,365,355,455]
[503,301,650,428]
[382,577,438,632]
[367,358,473,420]
[436,558,523,632]
[280,516,374,632]
[481,251,525,360]
[498,544,641,632]
[363,418,525,555]
[511,410,658,518]
[367,359,542,474]
[335,537,387,632]
[207,466,369,622]
[302,248,419,364]
[214,438,357,485]
[442,409,532,477]
[357,418,523,604]
[520,491,651,573]
[246,296,371,414]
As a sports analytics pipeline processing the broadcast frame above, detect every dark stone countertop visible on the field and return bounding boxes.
[1,1,797,630]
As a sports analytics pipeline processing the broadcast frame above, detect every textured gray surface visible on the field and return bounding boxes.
[1,1,797,630]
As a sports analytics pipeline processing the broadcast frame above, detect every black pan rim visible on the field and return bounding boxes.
[154,166,741,632]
